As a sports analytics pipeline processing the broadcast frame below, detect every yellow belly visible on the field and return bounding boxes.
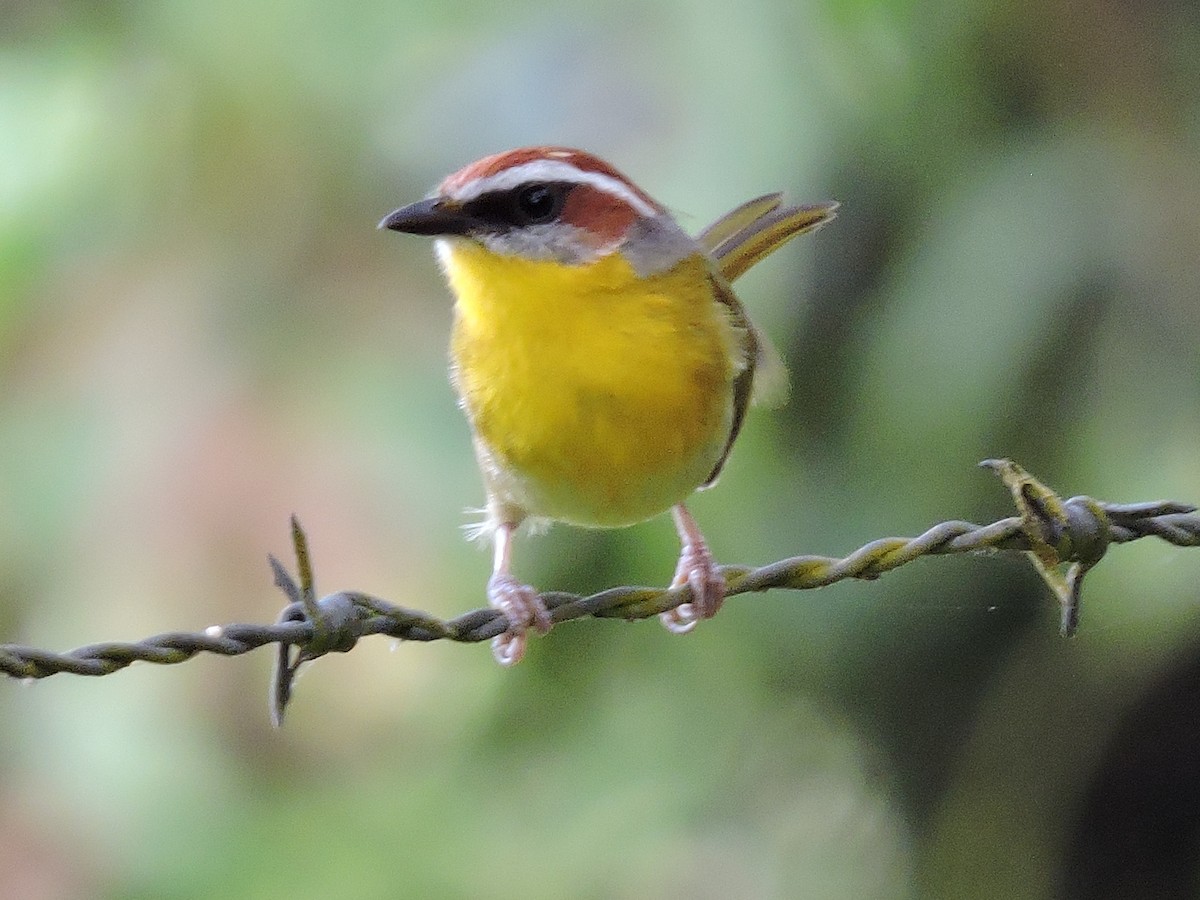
[442,241,736,527]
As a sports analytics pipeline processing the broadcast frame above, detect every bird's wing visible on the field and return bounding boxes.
[698,198,838,487]
[705,197,839,407]
[701,274,760,488]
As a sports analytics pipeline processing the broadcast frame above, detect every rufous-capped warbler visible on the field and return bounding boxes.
[381,147,837,665]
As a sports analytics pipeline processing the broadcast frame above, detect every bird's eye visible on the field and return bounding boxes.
[514,183,563,224]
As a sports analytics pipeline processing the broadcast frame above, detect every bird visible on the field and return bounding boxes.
[380,147,837,665]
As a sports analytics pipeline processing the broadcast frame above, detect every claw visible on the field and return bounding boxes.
[485,523,551,666]
[660,603,698,634]
[659,504,726,634]
[491,630,526,667]
[487,571,552,633]
[486,571,551,667]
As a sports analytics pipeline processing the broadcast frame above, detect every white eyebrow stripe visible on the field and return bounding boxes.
[447,159,658,218]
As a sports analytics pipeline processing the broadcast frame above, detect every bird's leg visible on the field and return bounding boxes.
[659,503,726,634]
[486,522,552,666]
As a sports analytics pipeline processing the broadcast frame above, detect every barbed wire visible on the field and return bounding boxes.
[2,460,1197,723]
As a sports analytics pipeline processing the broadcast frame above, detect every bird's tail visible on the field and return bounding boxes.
[699,194,839,283]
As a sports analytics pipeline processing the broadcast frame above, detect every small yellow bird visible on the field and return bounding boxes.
[381,147,836,665]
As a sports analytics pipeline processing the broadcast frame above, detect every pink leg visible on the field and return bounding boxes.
[659,503,726,634]
[487,522,552,666]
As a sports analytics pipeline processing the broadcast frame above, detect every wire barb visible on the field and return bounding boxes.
[2,461,1198,723]
[980,458,1109,636]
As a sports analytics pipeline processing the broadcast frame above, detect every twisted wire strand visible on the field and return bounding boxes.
[3,471,1197,690]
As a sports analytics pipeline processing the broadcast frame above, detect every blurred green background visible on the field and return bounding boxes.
[2,0,1199,897]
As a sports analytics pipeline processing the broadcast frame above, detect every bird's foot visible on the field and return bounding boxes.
[487,572,552,666]
[659,538,726,635]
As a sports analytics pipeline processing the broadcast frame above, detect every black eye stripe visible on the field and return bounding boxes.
[516,184,557,222]
[463,182,571,229]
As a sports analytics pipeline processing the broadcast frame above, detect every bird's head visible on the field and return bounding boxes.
[380,147,698,276]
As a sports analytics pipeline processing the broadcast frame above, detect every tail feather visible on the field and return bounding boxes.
[696,193,784,259]
[706,200,839,283]
[698,196,838,410]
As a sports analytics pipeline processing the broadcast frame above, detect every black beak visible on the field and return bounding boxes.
[378,197,478,236]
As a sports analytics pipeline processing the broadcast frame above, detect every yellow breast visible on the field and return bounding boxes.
[441,240,737,527]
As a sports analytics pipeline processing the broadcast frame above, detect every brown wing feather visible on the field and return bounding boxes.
[701,274,758,487]
[698,198,839,488]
